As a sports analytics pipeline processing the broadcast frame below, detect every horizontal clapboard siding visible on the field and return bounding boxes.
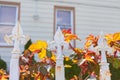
[0,0,120,70]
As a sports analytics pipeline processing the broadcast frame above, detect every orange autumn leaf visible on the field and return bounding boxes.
[62,29,71,34]
[85,50,96,57]
[105,32,120,51]
[85,55,94,63]
[84,50,96,63]
[62,29,81,42]
[84,41,92,49]
[86,34,94,40]
[65,34,81,42]
[0,69,9,80]
[113,32,120,41]
[105,32,120,43]
[105,34,113,44]
[84,34,98,49]
[0,76,8,80]
[74,48,84,54]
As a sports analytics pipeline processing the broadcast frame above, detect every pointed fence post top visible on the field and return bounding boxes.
[48,27,69,51]
[12,21,23,36]
[98,31,111,51]
[98,31,109,63]
[4,21,30,53]
[97,31,107,50]
[54,27,64,44]
[98,31,104,47]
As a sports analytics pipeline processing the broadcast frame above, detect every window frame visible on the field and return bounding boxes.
[54,6,76,47]
[0,1,20,46]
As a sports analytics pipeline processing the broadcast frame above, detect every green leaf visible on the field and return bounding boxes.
[24,39,32,50]
[112,58,120,69]
[50,66,55,74]
[39,66,48,75]
[36,62,47,67]
[107,57,114,63]
[49,66,55,79]
[109,63,120,80]
[46,49,52,58]
[0,58,7,70]
[64,59,81,80]
[28,66,35,74]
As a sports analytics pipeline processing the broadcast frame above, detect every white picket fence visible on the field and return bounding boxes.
[4,22,111,80]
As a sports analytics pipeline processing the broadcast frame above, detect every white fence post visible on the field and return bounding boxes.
[48,27,68,80]
[96,32,111,80]
[4,22,29,80]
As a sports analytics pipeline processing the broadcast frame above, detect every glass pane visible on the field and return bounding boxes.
[0,26,13,43]
[0,6,16,25]
[57,10,72,32]
[0,5,17,44]
[57,10,71,26]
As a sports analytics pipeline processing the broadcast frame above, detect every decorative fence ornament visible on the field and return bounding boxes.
[96,31,111,80]
[48,27,69,80]
[4,22,30,80]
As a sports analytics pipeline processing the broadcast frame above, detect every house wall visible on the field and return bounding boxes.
[0,0,120,70]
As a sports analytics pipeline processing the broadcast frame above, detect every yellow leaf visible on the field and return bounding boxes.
[105,34,113,40]
[64,64,72,68]
[65,56,70,61]
[38,48,46,59]
[85,56,94,62]
[1,77,8,80]
[36,40,48,48]
[29,43,37,52]
[29,40,47,52]
[105,34,113,44]
[51,53,56,61]
[105,32,120,49]
[74,75,78,80]
[72,59,78,63]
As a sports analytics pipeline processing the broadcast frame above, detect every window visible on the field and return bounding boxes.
[54,6,75,46]
[0,1,20,46]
